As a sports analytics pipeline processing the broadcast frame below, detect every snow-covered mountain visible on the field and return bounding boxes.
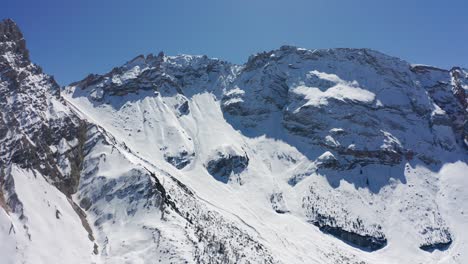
[1,18,467,264]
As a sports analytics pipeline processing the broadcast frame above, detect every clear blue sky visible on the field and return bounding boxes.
[3,0,467,85]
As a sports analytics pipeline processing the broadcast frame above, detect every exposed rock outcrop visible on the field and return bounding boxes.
[205,147,249,183]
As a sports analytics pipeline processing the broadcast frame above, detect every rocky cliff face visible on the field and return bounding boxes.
[0,19,97,263]
[223,46,464,253]
[1,19,467,264]
[0,18,86,209]
[411,65,467,149]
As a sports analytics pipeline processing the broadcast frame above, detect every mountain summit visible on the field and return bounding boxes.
[0,18,29,60]
[1,19,467,264]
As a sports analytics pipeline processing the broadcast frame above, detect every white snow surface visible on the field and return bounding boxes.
[0,166,96,264]
[59,46,467,263]
[2,42,467,264]
[291,70,375,110]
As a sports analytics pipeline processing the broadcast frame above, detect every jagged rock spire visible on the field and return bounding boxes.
[0,18,29,60]
[0,19,61,95]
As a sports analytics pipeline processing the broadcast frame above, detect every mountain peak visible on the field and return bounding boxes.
[0,19,22,40]
[0,18,29,60]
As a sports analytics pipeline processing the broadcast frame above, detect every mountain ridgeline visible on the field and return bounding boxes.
[1,19,467,264]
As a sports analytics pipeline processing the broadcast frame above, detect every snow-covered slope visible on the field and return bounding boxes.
[1,18,467,264]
